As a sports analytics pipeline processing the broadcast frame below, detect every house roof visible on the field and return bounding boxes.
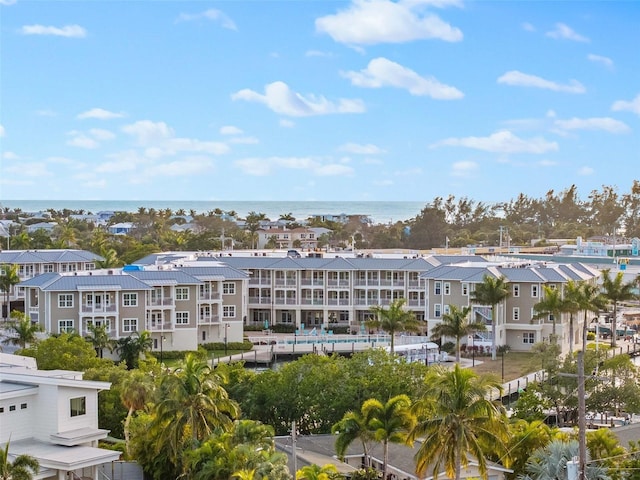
[8,438,121,471]
[19,273,153,291]
[179,266,249,281]
[128,270,203,285]
[0,249,103,264]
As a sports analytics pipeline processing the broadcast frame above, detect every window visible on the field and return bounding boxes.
[531,285,539,298]
[21,403,27,410]
[0,407,4,413]
[176,312,189,324]
[223,305,236,318]
[70,396,86,417]
[512,284,520,297]
[9,405,16,412]
[434,304,442,318]
[58,319,74,333]
[58,294,74,308]
[522,332,535,344]
[434,282,442,295]
[43,264,54,273]
[175,287,189,301]
[223,283,236,295]
[549,284,557,290]
[122,293,138,307]
[87,319,111,332]
[462,283,469,296]
[123,318,138,333]
[513,307,520,321]
[443,304,451,315]
[444,282,451,295]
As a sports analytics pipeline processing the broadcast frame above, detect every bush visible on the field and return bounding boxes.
[441,341,456,354]
[587,332,596,341]
[271,324,296,334]
[243,325,264,332]
[202,340,254,352]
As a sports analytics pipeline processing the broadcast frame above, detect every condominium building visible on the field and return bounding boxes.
[19,262,248,355]
[0,352,121,479]
[420,260,601,353]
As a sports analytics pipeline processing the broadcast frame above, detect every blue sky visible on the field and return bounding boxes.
[1,0,638,203]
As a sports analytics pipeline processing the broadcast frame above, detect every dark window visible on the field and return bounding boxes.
[21,403,27,409]
[9,405,16,411]
[70,396,86,417]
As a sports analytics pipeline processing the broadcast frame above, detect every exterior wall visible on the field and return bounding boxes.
[117,291,147,336]
[0,392,37,442]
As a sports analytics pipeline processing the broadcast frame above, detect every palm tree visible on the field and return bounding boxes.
[2,312,41,350]
[575,282,606,352]
[120,370,154,458]
[0,440,39,480]
[153,353,240,460]
[296,463,339,480]
[562,280,584,355]
[332,409,374,467]
[471,275,510,360]
[430,304,486,363]
[601,269,637,348]
[0,264,20,323]
[367,298,421,353]
[85,323,114,358]
[521,439,609,480]
[116,331,153,369]
[409,364,509,480]
[362,395,414,480]
[95,247,120,268]
[533,285,565,342]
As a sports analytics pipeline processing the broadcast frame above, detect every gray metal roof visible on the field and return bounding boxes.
[420,265,496,282]
[0,249,103,264]
[534,267,569,283]
[128,270,202,285]
[20,273,153,291]
[179,266,249,281]
[497,267,545,283]
[432,254,487,265]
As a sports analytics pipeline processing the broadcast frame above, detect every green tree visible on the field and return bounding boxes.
[2,311,41,349]
[152,354,239,461]
[332,409,374,468]
[121,370,155,458]
[409,364,509,480]
[95,247,121,268]
[503,420,555,479]
[471,275,510,360]
[533,285,566,341]
[520,439,609,480]
[0,440,39,480]
[575,282,606,352]
[296,463,339,480]
[116,331,153,369]
[0,264,20,322]
[430,305,486,363]
[19,332,108,370]
[85,323,114,358]
[367,298,421,354]
[601,269,637,348]
[362,395,414,480]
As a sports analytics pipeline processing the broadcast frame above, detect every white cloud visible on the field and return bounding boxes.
[432,130,558,154]
[546,22,589,42]
[578,166,594,176]
[497,70,586,94]
[0,0,17,5]
[587,54,613,69]
[89,128,116,140]
[234,156,353,176]
[21,24,86,38]
[122,120,174,145]
[305,50,334,58]
[342,57,463,99]
[36,109,57,117]
[231,81,365,117]
[0,124,4,137]
[5,162,52,177]
[220,125,243,135]
[47,156,85,169]
[451,161,478,177]
[362,157,383,165]
[280,119,295,128]
[97,150,147,173]
[339,142,386,155]
[3,151,19,160]
[522,22,536,32]
[315,0,463,45]
[538,160,557,167]
[554,117,630,134]
[67,134,99,149]
[176,9,237,30]
[611,94,640,116]
[77,108,125,120]
[143,156,215,177]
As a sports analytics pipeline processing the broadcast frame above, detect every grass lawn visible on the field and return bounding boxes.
[467,352,540,382]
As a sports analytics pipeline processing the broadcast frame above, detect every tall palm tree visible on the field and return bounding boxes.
[430,305,486,363]
[0,264,20,323]
[409,364,509,480]
[2,312,41,350]
[0,440,39,480]
[575,282,607,352]
[154,353,240,461]
[116,331,153,369]
[601,269,637,348]
[562,281,583,355]
[362,395,414,480]
[120,370,154,458]
[533,285,565,341]
[85,323,114,358]
[332,409,374,467]
[296,463,339,480]
[367,298,421,353]
[471,275,510,360]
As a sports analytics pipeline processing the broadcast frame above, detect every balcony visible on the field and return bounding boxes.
[327,299,350,306]
[148,321,173,331]
[28,307,39,322]
[199,292,221,301]
[149,298,174,307]
[274,280,297,287]
[300,279,325,286]
[354,280,380,287]
[199,314,220,324]
[327,280,350,288]
[249,278,271,285]
[300,299,324,306]
[248,297,273,305]
[274,298,297,305]
[81,305,117,313]
[407,299,425,307]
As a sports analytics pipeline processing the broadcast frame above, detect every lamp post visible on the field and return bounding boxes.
[501,348,506,382]
[224,323,229,356]
[160,335,166,365]
[471,334,475,367]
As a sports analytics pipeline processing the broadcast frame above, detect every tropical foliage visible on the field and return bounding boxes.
[0,441,39,480]
[470,275,510,360]
[430,304,486,363]
[367,298,422,353]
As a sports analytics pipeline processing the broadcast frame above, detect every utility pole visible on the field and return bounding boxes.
[577,351,587,480]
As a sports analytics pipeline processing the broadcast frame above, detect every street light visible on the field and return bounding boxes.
[160,335,166,365]
[224,323,229,356]
[501,348,506,382]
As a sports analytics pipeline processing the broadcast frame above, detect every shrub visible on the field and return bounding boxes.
[587,332,596,341]
[441,341,456,354]
[271,324,296,334]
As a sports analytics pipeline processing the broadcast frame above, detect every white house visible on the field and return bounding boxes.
[0,353,121,479]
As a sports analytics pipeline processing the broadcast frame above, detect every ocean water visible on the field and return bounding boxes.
[1,200,427,224]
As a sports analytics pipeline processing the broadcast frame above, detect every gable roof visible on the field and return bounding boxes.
[0,249,103,264]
